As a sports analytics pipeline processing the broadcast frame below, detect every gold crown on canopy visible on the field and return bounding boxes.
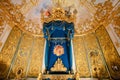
[41,7,76,23]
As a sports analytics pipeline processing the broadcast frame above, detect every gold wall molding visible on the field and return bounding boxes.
[73,37,90,77]
[0,41,2,48]
[73,32,111,78]
[84,33,109,78]
[0,25,44,79]
[9,33,34,78]
[27,37,44,77]
[0,27,21,78]
[95,25,120,79]
[0,26,4,37]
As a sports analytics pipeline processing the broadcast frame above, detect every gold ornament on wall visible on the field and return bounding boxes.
[95,25,120,79]
[15,68,23,79]
[51,58,67,72]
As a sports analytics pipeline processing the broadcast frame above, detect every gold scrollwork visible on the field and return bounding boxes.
[41,7,76,23]
[15,67,23,79]
[0,27,21,78]
[42,74,74,80]
[95,25,120,79]
[28,37,44,77]
[73,37,90,77]
[51,58,67,72]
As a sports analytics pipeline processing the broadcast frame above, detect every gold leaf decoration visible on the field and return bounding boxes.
[51,58,67,72]
[0,27,21,78]
[95,25,120,79]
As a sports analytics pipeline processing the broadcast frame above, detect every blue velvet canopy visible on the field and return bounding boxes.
[43,20,74,72]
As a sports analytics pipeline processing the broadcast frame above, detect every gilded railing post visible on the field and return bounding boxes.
[75,72,80,80]
[37,72,42,80]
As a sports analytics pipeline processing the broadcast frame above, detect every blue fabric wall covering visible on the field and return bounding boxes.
[43,21,74,72]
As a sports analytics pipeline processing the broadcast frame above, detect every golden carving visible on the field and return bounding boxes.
[73,37,90,77]
[37,72,42,80]
[0,0,43,37]
[0,27,21,78]
[73,32,110,78]
[2,27,45,78]
[115,42,120,48]
[42,74,74,80]
[51,58,67,72]
[41,7,76,23]
[112,5,120,27]
[0,25,4,37]
[113,26,120,39]
[75,72,80,80]
[73,0,119,36]
[0,0,119,37]
[9,33,33,78]
[0,17,4,26]
[0,41,2,47]
[84,33,109,78]
[28,37,44,77]
[94,0,113,25]
[15,68,23,79]
[95,25,120,79]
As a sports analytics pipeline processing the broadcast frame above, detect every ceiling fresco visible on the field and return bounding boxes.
[0,0,120,36]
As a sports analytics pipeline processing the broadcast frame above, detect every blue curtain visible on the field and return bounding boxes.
[45,40,49,69]
[43,21,74,71]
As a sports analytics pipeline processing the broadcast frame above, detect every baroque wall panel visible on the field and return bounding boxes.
[0,27,22,78]
[27,37,44,77]
[95,26,120,79]
[73,37,90,77]
[9,34,34,78]
[84,33,109,78]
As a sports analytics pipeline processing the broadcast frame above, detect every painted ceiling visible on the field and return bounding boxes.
[0,0,120,36]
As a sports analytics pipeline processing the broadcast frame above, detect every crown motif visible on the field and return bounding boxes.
[41,7,76,23]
